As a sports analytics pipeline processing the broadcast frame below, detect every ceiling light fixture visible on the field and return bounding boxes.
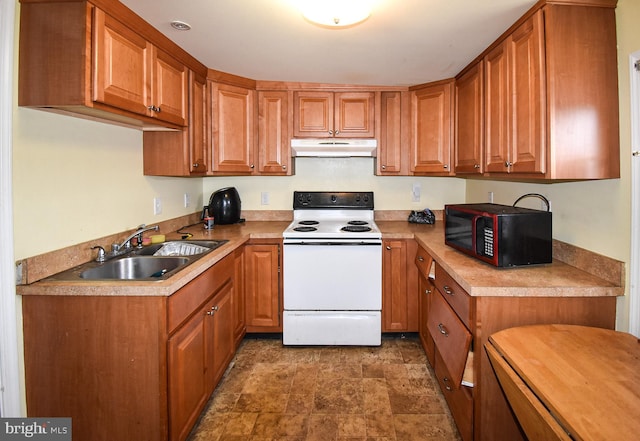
[300,0,372,28]
[170,20,191,31]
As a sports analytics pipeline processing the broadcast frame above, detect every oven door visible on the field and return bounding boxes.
[283,239,382,311]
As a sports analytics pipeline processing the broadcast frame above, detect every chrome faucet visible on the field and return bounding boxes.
[112,224,159,254]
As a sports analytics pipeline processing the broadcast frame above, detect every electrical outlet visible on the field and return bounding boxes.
[261,192,270,205]
[183,193,191,208]
[153,197,162,215]
[412,183,421,202]
[488,191,494,203]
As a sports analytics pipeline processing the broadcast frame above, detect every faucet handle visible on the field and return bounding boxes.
[91,246,106,263]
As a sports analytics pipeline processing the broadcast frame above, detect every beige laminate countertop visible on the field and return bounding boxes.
[16,220,623,298]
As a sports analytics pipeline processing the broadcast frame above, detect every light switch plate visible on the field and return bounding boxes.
[153,197,162,215]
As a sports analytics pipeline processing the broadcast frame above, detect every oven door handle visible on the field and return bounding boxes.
[283,241,382,246]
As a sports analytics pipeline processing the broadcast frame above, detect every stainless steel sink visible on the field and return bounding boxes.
[46,239,229,281]
[80,256,189,280]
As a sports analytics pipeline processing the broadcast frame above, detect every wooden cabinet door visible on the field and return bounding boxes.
[335,92,375,137]
[377,91,406,174]
[205,280,234,390]
[293,91,333,137]
[484,41,510,173]
[211,82,255,173]
[411,81,454,175]
[244,243,281,331]
[455,62,484,174]
[152,47,188,126]
[189,72,208,174]
[382,239,418,332]
[168,309,207,441]
[418,273,436,365]
[485,12,545,175]
[508,11,545,175]
[93,8,151,116]
[232,248,246,348]
[258,91,291,175]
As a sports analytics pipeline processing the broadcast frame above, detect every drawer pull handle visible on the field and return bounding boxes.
[438,323,449,336]
[443,285,454,296]
[418,256,424,262]
[443,377,452,391]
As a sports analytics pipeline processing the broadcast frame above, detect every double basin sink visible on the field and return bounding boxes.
[48,240,228,282]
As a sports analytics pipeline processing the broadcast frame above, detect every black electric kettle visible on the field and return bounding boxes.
[203,187,243,225]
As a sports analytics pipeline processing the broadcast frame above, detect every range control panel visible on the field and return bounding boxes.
[293,191,374,210]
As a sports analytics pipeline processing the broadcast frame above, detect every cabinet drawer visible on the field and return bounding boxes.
[428,291,472,388]
[435,350,473,441]
[435,263,472,328]
[415,246,434,279]
[168,254,233,333]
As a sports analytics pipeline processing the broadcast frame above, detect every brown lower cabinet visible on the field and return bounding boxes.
[415,244,617,441]
[382,239,418,332]
[22,253,236,441]
[244,240,282,332]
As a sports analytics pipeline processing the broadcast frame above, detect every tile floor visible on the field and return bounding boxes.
[188,335,462,441]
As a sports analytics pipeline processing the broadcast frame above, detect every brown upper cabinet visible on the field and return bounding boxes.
[210,82,256,174]
[257,91,293,175]
[470,0,619,180]
[143,71,208,176]
[455,62,484,175]
[410,80,455,176]
[19,1,192,129]
[293,91,375,138]
[377,91,411,175]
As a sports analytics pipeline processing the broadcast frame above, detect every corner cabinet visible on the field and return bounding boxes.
[410,80,455,176]
[22,254,237,441]
[19,1,189,129]
[382,239,418,332]
[143,71,209,176]
[293,91,375,138]
[481,1,619,180]
[244,241,282,332]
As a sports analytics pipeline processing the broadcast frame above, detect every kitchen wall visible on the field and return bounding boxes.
[11,0,637,330]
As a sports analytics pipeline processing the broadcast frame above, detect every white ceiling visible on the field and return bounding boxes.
[120,0,536,87]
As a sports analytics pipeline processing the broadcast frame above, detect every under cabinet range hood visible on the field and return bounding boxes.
[291,139,377,157]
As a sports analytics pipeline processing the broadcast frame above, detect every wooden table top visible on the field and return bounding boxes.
[488,324,640,441]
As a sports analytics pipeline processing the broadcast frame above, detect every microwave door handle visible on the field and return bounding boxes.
[472,215,482,255]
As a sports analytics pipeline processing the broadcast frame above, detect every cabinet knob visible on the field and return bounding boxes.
[474,164,480,169]
[505,161,513,167]
[443,164,449,169]
[386,245,392,250]
[424,288,432,295]
[250,164,255,169]
[443,285,453,296]
[418,256,424,262]
[329,130,334,135]
[282,164,287,170]
[335,130,340,135]
[381,165,386,170]
[438,323,449,337]
[193,163,199,168]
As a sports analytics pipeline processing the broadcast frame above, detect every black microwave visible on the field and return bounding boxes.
[444,203,552,267]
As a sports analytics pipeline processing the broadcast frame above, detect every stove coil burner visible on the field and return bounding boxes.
[341,225,372,233]
[293,226,318,232]
[347,220,369,226]
[298,220,320,225]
